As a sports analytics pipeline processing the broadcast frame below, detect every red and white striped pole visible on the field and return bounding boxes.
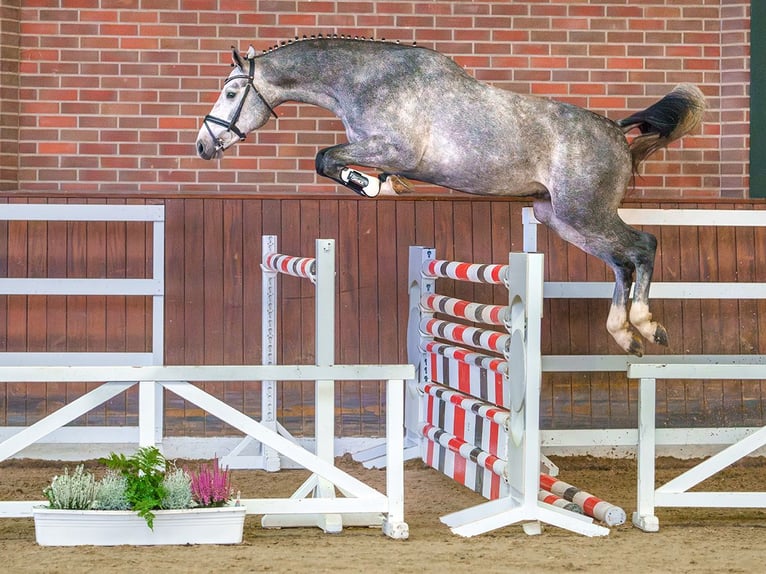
[540,473,626,526]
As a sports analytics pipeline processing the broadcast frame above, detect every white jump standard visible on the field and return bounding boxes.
[407,246,615,537]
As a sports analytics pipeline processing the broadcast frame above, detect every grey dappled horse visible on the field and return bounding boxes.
[196,38,705,356]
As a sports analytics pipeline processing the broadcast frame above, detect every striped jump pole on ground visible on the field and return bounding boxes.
[538,490,583,514]
[540,473,626,526]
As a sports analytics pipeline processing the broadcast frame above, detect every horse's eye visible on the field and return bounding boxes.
[226,91,237,99]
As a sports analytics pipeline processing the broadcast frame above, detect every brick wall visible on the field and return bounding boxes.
[0,0,20,192]
[7,1,751,198]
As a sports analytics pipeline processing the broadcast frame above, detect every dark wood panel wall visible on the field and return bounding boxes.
[1,197,765,436]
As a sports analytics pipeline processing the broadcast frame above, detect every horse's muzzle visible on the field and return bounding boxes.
[196,137,223,160]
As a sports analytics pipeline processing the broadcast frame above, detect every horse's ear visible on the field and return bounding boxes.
[231,46,245,69]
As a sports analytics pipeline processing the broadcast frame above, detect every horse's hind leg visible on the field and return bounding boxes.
[533,200,667,356]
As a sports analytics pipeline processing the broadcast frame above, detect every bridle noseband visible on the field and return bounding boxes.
[203,57,278,153]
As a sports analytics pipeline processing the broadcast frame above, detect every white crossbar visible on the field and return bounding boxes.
[0,364,413,383]
[0,278,162,296]
[523,207,766,229]
[0,204,164,222]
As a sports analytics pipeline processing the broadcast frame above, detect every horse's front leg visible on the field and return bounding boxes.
[315,140,416,198]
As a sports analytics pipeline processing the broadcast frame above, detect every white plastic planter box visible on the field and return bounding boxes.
[32,506,246,546]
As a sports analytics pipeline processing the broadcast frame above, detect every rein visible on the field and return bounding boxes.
[203,57,278,152]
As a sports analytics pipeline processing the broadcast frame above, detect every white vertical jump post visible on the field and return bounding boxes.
[406,246,609,537]
[221,235,335,473]
[222,236,407,536]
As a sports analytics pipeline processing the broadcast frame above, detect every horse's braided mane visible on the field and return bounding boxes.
[260,34,418,54]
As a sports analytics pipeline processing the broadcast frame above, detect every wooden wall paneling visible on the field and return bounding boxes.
[5,196,766,437]
[0,200,5,424]
[163,199,186,433]
[104,201,127,426]
[222,199,245,426]
[299,199,321,435]
[64,215,87,423]
[566,242,592,429]
[433,201,460,264]
[5,222,25,426]
[338,199,362,436]
[105,202,126,354]
[433,200,455,302]
[673,216,703,428]
[202,199,225,434]
[413,199,435,248]
[734,204,759,353]
[181,199,206,436]
[355,199,380,436]
[400,200,418,363]
[45,202,67,420]
[654,206,686,426]
[124,202,148,353]
[716,204,746,425]
[84,210,107,425]
[380,200,411,432]
[7,211,27,355]
[733,205,760,424]
[277,199,309,434]
[489,201,513,306]
[543,223,575,428]
[451,201,476,306]
[697,215,725,425]
[469,201,494,308]
[585,232,611,428]
[123,199,150,426]
[23,203,45,423]
[753,212,766,424]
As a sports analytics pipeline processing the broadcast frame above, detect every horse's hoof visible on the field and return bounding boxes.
[383,174,414,194]
[627,336,644,357]
[653,324,669,347]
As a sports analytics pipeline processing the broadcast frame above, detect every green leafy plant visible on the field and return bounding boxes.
[99,446,170,529]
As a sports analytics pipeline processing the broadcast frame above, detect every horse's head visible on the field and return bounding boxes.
[196,47,278,160]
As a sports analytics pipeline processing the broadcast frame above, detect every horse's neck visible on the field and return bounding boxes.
[258,43,348,113]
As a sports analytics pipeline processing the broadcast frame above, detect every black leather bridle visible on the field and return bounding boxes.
[202,57,278,153]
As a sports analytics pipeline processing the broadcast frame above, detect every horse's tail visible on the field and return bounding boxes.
[617,84,706,174]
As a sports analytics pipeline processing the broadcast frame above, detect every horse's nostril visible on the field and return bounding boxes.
[197,141,205,156]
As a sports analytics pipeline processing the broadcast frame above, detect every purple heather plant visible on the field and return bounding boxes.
[188,457,233,508]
